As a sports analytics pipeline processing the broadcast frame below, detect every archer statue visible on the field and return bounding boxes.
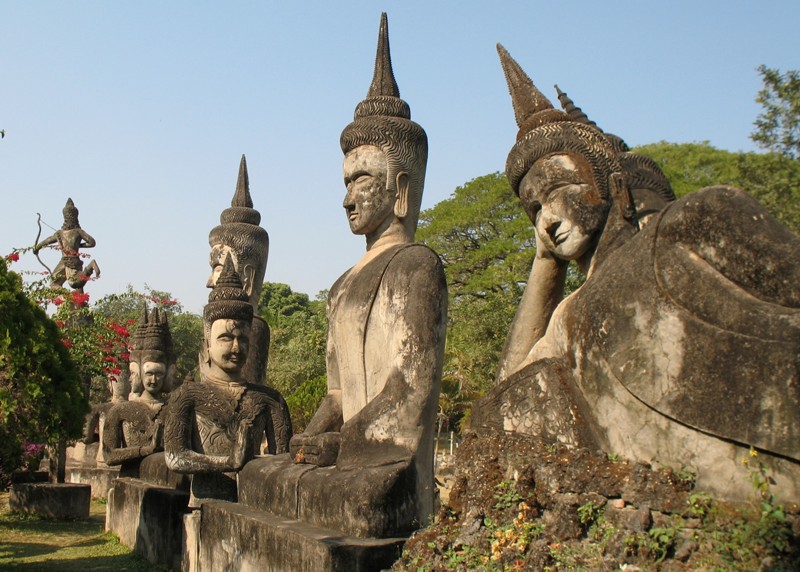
[34,198,100,294]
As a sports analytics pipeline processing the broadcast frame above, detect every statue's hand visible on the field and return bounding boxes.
[230,422,252,471]
[289,432,341,467]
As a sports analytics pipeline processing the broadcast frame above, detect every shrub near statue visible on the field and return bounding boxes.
[473,46,800,502]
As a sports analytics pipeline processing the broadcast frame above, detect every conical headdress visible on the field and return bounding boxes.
[554,85,674,203]
[62,197,80,229]
[498,44,621,200]
[130,303,174,364]
[339,13,428,230]
[203,254,253,325]
[208,155,269,273]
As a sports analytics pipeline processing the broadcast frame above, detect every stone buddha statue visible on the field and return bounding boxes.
[33,198,100,294]
[474,45,800,501]
[206,155,271,387]
[103,306,174,477]
[164,255,291,507]
[237,14,447,538]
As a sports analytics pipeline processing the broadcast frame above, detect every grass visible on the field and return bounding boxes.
[0,492,160,571]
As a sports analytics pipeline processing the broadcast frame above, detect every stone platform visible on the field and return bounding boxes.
[66,465,120,498]
[106,477,190,571]
[9,483,91,519]
[194,500,405,572]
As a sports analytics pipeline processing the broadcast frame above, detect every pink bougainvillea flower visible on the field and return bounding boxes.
[61,338,73,348]
[5,252,20,262]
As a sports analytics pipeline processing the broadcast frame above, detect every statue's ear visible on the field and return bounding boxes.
[241,264,256,297]
[394,171,409,219]
[609,172,635,220]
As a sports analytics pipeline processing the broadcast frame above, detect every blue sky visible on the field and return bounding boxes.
[2,1,798,314]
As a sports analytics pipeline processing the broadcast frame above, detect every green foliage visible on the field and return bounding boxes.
[577,499,603,526]
[0,258,87,483]
[752,65,800,159]
[418,173,535,408]
[493,480,524,510]
[285,374,327,433]
[261,283,328,424]
[635,141,800,233]
[258,282,312,328]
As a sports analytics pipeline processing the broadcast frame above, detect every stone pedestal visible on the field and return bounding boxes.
[195,500,405,572]
[9,483,90,519]
[66,465,120,498]
[106,477,190,570]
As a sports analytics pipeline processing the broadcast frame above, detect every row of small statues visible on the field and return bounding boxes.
[73,10,797,536]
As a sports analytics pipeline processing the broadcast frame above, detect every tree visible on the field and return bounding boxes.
[752,65,800,159]
[260,283,328,429]
[417,173,536,415]
[0,257,87,484]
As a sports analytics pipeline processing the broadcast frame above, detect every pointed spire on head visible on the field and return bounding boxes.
[351,13,411,121]
[215,155,261,227]
[62,197,80,228]
[231,154,253,209]
[554,85,598,129]
[367,13,400,99]
[497,44,566,140]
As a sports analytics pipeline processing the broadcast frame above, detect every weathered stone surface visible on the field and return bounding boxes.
[65,465,120,498]
[196,500,405,572]
[105,477,189,570]
[476,46,800,502]
[270,14,446,542]
[240,454,421,538]
[9,483,90,519]
[165,257,290,507]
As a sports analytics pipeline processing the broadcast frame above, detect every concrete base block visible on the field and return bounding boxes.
[106,477,190,571]
[197,500,406,572]
[66,465,120,498]
[9,483,91,519]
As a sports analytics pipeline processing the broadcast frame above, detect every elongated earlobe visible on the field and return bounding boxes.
[394,172,409,219]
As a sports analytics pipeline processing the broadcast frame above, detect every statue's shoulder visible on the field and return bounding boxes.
[243,384,286,405]
[387,243,444,274]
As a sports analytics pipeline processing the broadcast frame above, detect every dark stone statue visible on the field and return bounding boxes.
[164,256,291,507]
[206,155,271,387]
[103,306,174,478]
[237,13,447,538]
[33,198,100,293]
[473,45,800,502]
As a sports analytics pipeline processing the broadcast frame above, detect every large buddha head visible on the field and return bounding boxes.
[202,254,253,383]
[498,44,636,269]
[207,155,269,307]
[340,13,428,242]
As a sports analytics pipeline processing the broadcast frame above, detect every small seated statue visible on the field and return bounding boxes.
[71,368,129,467]
[237,13,447,538]
[473,46,800,501]
[33,198,100,293]
[164,256,291,507]
[103,306,174,478]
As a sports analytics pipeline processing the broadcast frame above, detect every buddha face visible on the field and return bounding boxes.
[207,245,237,289]
[518,154,609,261]
[207,319,251,380]
[141,361,166,397]
[342,145,396,237]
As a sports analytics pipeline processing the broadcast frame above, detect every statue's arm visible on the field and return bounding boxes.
[78,229,97,249]
[163,389,237,474]
[101,407,150,465]
[496,233,567,381]
[33,232,58,253]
